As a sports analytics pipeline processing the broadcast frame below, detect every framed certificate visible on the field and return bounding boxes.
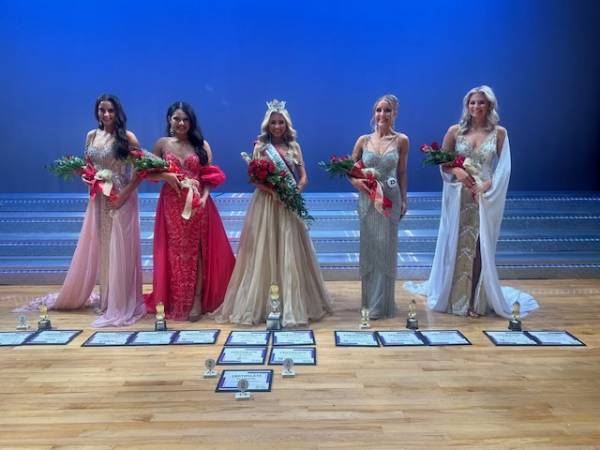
[215,370,273,392]
[82,331,136,347]
[269,347,316,365]
[225,331,270,346]
[173,330,220,345]
[128,331,177,346]
[419,330,471,346]
[527,330,585,346]
[272,330,316,346]
[377,331,426,346]
[484,330,539,346]
[23,330,82,345]
[334,331,379,347]
[0,331,36,346]
[217,346,268,365]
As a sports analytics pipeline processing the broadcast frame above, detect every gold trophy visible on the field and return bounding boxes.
[155,302,167,331]
[266,283,282,331]
[37,303,52,330]
[359,307,370,329]
[406,299,419,330]
[508,301,522,331]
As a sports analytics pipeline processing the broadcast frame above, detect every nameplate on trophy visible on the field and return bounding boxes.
[23,330,82,345]
[527,330,585,346]
[484,330,539,346]
[224,331,270,346]
[269,347,316,365]
[419,330,471,346]
[173,330,220,345]
[217,346,268,365]
[0,331,36,346]
[334,331,380,347]
[272,330,316,346]
[215,370,273,393]
[377,331,426,346]
[128,331,177,346]
[82,331,136,347]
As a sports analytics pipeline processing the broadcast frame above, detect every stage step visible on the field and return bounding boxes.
[0,192,599,283]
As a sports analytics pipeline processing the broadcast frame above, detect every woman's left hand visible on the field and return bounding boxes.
[471,180,492,196]
[297,180,307,192]
[400,200,408,218]
[108,193,128,210]
[198,194,208,209]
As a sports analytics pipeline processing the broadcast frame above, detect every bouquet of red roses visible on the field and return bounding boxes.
[243,153,312,222]
[48,155,90,180]
[48,155,116,201]
[420,141,464,167]
[128,149,172,179]
[319,154,393,217]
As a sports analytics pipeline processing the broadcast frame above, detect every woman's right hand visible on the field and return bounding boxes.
[349,177,369,193]
[81,174,93,186]
[452,168,475,188]
[255,183,277,199]
[162,172,182,195]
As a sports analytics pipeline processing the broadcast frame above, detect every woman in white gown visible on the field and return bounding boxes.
[405,86,538,318]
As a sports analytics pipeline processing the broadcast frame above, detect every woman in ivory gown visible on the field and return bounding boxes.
[215,99,332,327]
[404,86,538,318]
[17,94,146,327]
[349,94,409,319]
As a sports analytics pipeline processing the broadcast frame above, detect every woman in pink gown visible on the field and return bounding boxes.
[144,101,235,321]
[17,94,146,327]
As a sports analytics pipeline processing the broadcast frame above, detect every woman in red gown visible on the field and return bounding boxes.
[144,101,235,321]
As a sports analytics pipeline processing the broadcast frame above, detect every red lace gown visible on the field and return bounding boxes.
[144,151,235,320]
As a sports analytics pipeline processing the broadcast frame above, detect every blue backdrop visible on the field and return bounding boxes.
[1,0,599,193]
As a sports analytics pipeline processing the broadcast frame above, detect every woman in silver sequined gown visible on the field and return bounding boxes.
[350,95,409,319]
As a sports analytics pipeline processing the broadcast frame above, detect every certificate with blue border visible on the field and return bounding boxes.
[527,330,585,346]
[484,330,539,346]
[419,330,471,346]
[225,331,270,346]
[215,370,273,392]
[23,330,82,345]
[334,331,379,347]
[173,329,220,345]
[82,331,136,347]
[0,331,37,346]
[272,330,316,346]
[377,330,426,346]
[128,331,177,346]
[269,347,317,365]
[217,346,268,365]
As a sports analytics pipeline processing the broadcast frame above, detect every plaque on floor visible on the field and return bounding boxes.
[269,347,316,365]
[377,330,427,346]
[127,331,177,346]
[419,330,471,346]
[82,331,136,347]
[484,330,585,346]
[526,330,585,346]
[224,331,270,346]
[272,330,315,346]
[217,346,268,365]
[215,370,273,392]
[0,331,37,346]
[22,330,82,345]
[172,330,220,345]
[334,331,380,347]
[483,331,539,346]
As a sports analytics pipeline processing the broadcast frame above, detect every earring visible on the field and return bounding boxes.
[169,128,175,136]
[98,121,103,129]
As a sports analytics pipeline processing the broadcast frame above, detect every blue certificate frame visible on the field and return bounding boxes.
[334,331,380,347]
[22,330,82,345]
[0,331,37,346]
[224,331,270,346]
[272,330,316,346]
[215,370,273,392]
[127,331,177,346]
[377,330,427,346]
[268,347,317,365]
[527,330,585,346]
[82,331,136,347]
[217,346,268,365]
[172,329,220,345]
[419,330,471,346]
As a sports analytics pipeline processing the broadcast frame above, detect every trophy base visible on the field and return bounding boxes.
[235,391,252,401]
[406,319,419,330]
[155,320,167,331]
[282,369,296,378]
[508,320,522,331]
[37,319,52,331]
[266,313,282,331]
[203,369,218,379]
[359,322,370,329]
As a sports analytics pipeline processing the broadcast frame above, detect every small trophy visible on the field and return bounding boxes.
[406,299,419,330]
[155,302,167,331]
[16,314,30,331]
[508,301,522,331]
[37,303,52,330]
[281,358,296,378]
[235,378,252,401]
[359,307,370,329]
[266,283,282,331]
[203,358,218,378]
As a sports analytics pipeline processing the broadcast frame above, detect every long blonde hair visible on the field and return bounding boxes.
[370,94,399,131]
[256,99,300,159]
[458,85,499,134]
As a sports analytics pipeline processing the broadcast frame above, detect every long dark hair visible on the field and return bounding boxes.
[166,101,208,165]
[94,93,131,160]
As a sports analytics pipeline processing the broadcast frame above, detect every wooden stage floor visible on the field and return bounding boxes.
[1,280,599,450]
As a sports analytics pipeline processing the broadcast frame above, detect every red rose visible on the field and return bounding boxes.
[257,169,268,180]
[431,142,440,151]
[419,144,429,153]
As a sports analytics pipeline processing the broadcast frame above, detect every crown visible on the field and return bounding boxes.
[266,99,286,112]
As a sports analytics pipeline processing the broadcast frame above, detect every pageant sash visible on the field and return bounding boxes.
[264,144,297,190]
